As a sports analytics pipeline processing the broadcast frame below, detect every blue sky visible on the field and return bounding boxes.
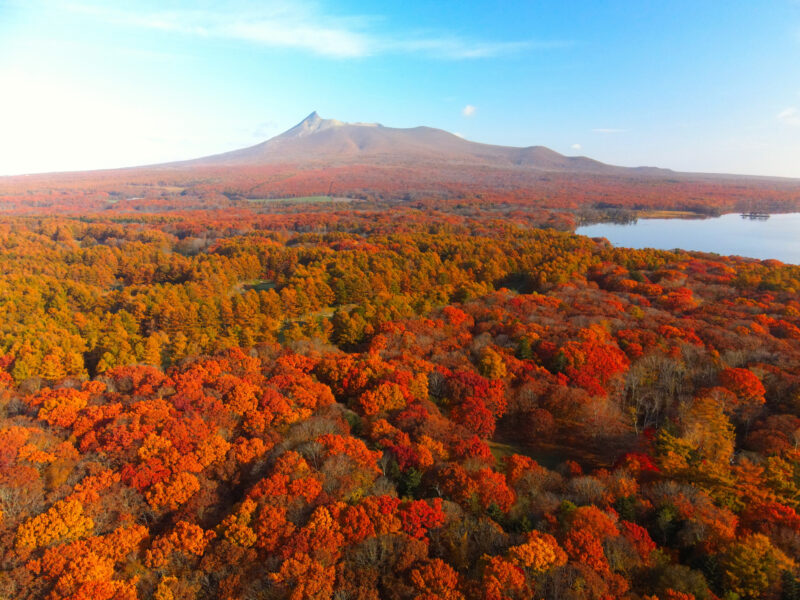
[1,0,799,176]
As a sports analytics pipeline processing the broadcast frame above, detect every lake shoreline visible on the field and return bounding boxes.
[576,212,800,264]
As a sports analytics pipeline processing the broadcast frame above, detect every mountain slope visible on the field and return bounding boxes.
[178,112,670,175]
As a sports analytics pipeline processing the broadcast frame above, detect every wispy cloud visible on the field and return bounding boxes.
[591,128,627,134]
[389,38,566,59]
[68,3,371,58]
[462,104,476,117]
[67,2,563,60]
[571,143,582,151]
[777,107,800,126]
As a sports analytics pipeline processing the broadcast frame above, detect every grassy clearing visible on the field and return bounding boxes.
[231,279,277,295]
[636,209,707,219]
[247,195,353,204]
[244,280,277,292]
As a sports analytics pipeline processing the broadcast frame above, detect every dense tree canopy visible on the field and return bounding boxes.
[0,196,798,599]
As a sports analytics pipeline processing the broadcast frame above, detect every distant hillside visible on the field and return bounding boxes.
[2,111,800,216]
[175,111,671,176]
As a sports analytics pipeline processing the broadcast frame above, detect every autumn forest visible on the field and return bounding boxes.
[0,155,797,600]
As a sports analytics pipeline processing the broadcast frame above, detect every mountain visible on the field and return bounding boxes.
[3,111,799,216]
[177,111,670,176]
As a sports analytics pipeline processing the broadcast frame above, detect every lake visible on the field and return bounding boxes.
[576,212,800,264]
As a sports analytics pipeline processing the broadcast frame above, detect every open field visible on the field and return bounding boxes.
[635,209,708,219]
[247,195,354,204]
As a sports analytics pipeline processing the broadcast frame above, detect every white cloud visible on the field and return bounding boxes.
[571,143,582,151]
[453,132,465,138]
[777,107,800,126]
[67,3,555,60]
[389,38,562,59]
[462,105,476,117]
[223,20,371,58]
[591,128,626,134]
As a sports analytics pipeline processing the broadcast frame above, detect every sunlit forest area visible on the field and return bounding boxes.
[0,190,798,599]
[6,0,800,596]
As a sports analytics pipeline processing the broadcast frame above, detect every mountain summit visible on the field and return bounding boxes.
[278,112,351,138]
[180,112,668,175]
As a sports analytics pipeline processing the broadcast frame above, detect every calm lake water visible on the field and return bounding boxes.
[576,212,800,264]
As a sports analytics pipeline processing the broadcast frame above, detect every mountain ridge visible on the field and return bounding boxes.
[173,112,672,176]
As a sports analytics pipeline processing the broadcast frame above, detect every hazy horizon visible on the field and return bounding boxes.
[2,1,800,177]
